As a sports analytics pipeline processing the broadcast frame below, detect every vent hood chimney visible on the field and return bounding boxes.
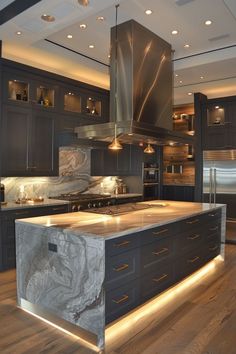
[75,19,193,145]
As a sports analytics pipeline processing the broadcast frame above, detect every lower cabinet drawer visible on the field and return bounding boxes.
[105,280,139,324]
[205,240,221,262]
[141,237,173,274]
[140,263,174,302]
[176,248,205,280]
[105,249,140,291]
[205,221,221,242]
[175,227,203,254]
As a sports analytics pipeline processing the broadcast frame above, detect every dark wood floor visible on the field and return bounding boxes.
[1,245,236,353]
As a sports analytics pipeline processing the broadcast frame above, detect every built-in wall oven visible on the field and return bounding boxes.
[142,162,159,200]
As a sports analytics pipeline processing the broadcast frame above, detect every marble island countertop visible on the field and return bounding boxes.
[1,198,70,211]
[16,200,225,240]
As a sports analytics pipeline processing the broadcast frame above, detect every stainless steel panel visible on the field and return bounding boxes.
[203,150,236,161]
[203,160,236,194]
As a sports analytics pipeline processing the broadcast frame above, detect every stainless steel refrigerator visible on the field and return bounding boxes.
[203,150,236,243]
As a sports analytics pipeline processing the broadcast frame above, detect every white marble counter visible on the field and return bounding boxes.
[16,200,225,240]
[1,198,70,211]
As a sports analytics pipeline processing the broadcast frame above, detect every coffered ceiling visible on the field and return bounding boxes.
[0,0,236,105]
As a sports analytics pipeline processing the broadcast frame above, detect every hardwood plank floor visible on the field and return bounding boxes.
[1,245,236,353]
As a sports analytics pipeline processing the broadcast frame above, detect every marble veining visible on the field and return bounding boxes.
[16,223,105,347]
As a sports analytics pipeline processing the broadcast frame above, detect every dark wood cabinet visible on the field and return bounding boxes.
[1,105,58,176]
[104,208,222,324]
[202,99,236,150]
[162,185,195,202]
[0,204,69,271]
[91,145,143,176]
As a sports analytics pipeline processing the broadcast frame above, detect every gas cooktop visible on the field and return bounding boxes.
[84,203,152,216]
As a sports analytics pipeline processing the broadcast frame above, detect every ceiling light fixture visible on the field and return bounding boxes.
[41,14,55,22]
[175,74,179,77]
[97,16,105,21]
[108,4,123,151]
[179,80,183,84]
[145,9,153,15]
[205,20,212,26]
[200,76,204,79]
[144,143,155,154]
[88,44,95,49]
[67,34,73,39]
[16,31,22,35]
[184,44,190,48]
[78,0,89,6]
[188,92,193,96]
[172,30,178,35]
[80,23,87,29]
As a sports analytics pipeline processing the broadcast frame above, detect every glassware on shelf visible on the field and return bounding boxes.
[38,89,45,105]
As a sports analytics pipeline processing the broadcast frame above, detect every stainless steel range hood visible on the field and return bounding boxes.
[75,20,194,146]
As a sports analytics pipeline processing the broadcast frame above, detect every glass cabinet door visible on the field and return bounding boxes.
[85,97,102,116]
[207,105,225,126]
[36,85,55,107]
[64,91,82,113]
[8,80,29,103]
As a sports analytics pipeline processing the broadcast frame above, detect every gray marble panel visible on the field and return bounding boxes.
[16,222,105,348]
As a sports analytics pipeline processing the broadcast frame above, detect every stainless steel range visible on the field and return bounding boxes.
[50,193,116,212]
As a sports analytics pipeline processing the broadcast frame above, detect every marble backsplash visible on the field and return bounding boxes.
[1,147,117,201]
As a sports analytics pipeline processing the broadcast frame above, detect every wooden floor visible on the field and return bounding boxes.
[1,245,236,353]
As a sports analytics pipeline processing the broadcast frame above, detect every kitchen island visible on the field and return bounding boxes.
[15,201,226,350]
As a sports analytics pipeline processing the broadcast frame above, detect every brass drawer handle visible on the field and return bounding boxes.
[152,228,168,236]
[152,247,168,256]
[209,245,218,251]
[112,294,129,304]
[113,263,129,272]
[186,219,199,225]
[209,226,219,231]
[113,240,131,248]
[152,273,168,283]
[188,256,200,263]
[187,234,200,240]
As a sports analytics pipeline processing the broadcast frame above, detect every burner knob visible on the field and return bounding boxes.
[98,202,103,208]
[93,202,97,208]
[107,201,111,206]
[87,203,92,209]
[72,205,78,212]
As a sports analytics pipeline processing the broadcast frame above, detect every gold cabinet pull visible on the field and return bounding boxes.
[186,219,199,225]
[152,228,168,236]
[113,263,129,272]
[209,226,218,231]
[112,294,129,304]
[209,245,218,251]
[187,234,200,240]
[113,240,131,248]
[152,247,168,256]
[152,273,168,283]
[188,256,200,263]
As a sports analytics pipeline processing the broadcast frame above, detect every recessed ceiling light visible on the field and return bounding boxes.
[205,20,212,26]
[179,80,183,84]
[200,76,204,79]
[145,9,153,15]
[88,44,95,49]
[67,34,73,39]
[108,54,111,58]
[41,14,55,22]
[78,0,89,6]
[215,106,220,109]
[187,92,193,96]
[16,31,22,35]
[80,23,87,29]
[97,16,105,21]
[175,74,179,77]
[172,30,179,35]
[184,44,190,48]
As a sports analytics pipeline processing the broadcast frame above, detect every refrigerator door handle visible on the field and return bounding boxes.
[209,168,213,204]
[213,168,217,205]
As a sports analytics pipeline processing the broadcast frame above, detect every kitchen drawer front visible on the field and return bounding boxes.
[205,221,221,241]
[176,247,205,280]
[202,209,222,224]
[105,249,140,291]
[105,233,140,257]
[140,263,174,302]
[139,223,176,246]
[174,227,204,254]
[141,237,173,274]
[205,240,221,263]
[105,279,139,324]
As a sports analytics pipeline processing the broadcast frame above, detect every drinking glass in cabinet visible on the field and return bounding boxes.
[207,106,225,126]
[36,86,54,107]
[8,80,29,102]
[86,97,101,116]
[64,92,81,113]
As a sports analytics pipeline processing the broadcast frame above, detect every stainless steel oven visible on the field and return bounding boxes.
[142,163,159,200]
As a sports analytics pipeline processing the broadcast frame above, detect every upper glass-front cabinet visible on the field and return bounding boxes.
[36,85,55,107]
[86,97,101,116]
[207,105,225,126]
[64,91,81,113]
[8,80,29,102]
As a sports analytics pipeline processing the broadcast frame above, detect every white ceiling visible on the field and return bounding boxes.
[0,0,236,104]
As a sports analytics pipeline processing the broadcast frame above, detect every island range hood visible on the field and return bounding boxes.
[75,20,194,146]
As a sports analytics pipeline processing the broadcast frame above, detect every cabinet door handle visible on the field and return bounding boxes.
[186,219,199,225]
[112,294,129,304]
[188,256,200,263]
[152,247,168,256]
[152,229,168,236]
[209,226,219,231]
[113,263,129,272]
[209,245,218,251]
[152,273,168,283]
[187,234,200,240]
[113,240,131,248]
